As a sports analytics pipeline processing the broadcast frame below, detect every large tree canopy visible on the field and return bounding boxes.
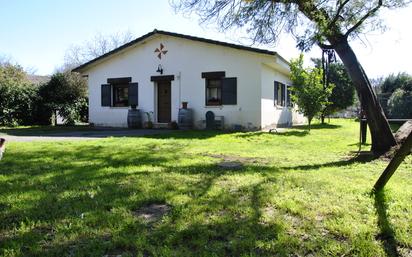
[173,0,410,153]
[173,0,407,48]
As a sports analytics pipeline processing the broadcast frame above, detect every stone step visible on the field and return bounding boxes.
[153,123,169,129]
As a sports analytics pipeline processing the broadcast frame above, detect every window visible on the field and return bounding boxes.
[101,79,138,107]
[112,84,129,107]
[274,81,286,107]
[202,71,237,106]
[206,78,222,105]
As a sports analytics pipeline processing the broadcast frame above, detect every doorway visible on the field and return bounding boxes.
[157,81,171,123]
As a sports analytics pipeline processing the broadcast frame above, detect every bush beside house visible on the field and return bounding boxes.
[0,62,87,126]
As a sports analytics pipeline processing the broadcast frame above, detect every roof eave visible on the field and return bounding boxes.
[71,29,282,73]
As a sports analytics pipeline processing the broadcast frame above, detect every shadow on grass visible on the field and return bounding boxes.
[0,125,94,136]
[0,139,389,256]
[1,125,232,140]
[373,190,399,257]
[0,143,292,256]
[281,153,377,171]
[234,130,310,138]
[292,123,342,130]
[145,129,232,140]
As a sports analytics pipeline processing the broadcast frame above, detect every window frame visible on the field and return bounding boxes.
[112,83,129,107]
[205,78,222,106]
[202,71,226,106]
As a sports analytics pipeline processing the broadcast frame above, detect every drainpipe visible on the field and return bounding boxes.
[178,71,182,107]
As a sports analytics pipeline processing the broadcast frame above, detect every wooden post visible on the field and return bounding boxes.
[374,131,412,191]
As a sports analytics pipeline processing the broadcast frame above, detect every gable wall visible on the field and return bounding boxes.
[85,35,264,129]
[260,64,306,129]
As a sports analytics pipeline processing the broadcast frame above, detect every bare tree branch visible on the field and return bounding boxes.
[329,0,351,28]
[344,0,383,37]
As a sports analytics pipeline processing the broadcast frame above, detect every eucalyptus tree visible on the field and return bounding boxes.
[172,0,410,153]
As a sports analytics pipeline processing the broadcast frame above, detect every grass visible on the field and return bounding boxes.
[0,119,411,257]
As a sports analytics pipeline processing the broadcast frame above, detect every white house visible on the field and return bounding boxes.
[73,30,306,130]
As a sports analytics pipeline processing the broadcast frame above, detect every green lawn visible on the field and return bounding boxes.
[0,119,411,257]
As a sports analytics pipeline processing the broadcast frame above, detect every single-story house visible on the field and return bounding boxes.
[72,29,306,130]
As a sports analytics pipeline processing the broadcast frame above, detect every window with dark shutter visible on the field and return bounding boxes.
[221,77,237,105]
[128,83,138,107]
[112,84,129,107]
[101,84,111,106]
[274,81,287,107]
[281,83,286,106]
[274,81,279,106]
[205,78,222,105]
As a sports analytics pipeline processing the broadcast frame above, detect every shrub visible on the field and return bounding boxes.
[0,62,45,126]
[39,72,87,125]
[388,89,412,119]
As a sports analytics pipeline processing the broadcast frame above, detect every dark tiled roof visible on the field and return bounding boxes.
[72,30,281,72]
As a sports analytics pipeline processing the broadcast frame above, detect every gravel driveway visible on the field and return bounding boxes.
[1,129,172,142]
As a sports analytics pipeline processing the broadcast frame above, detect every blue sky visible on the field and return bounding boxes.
[1,0,411,78]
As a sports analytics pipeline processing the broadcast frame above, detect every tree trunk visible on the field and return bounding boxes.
[331,38,396,154]
[374,130,412,191]
[320,113,325,124]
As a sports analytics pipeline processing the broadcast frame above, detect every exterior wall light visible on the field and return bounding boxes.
[156,64,163,75]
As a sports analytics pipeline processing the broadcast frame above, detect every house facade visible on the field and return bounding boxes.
[73,30,306,130]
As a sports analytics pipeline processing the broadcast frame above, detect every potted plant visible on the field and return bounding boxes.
[144,111,154,129]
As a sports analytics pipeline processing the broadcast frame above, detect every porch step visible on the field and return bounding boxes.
[153,123,169,129]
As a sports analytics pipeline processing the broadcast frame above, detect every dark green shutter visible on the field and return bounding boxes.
[101,84,111,106]
[221,77,237,105]
[274,81,279,105]
[128,82,138,106]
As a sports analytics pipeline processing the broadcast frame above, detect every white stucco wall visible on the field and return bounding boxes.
[81,33,305,129]
[260,64,306,129]
[84,34,264,129]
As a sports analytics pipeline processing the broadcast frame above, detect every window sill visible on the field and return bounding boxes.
[109,106,130,109]
[205,105,223,108]
[275,105,293,109]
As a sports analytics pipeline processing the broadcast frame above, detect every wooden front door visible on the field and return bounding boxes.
[157,81,171,123]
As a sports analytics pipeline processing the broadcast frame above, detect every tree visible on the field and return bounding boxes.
[376,73,412,117]
[290,54,333,130]
[61,31,134,72]
[312,58,355,119]
[172,0,408,153]
[381,72,412,94]
[388,88,412,119]
[39,72,87,125]
[0,62,41,126]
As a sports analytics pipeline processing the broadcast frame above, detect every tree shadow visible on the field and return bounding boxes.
[0,125,94,136]
[373,190,399,257]
[144,129,233,140]
[281,153,377,171]
[0,141,297,256]
[292,123,342,130]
